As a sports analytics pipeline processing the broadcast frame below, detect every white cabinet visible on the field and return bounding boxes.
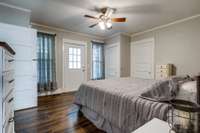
[156,64,173,80]
[0,44,15,133]
[0,22,37,110]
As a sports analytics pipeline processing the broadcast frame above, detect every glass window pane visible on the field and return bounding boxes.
[68,47,81,69]
[74,55,77,62]
[77,49,81,55]
[69,54,73,61]
[77,56,80,62]
[69,48,73,54]
[73,48,76,55]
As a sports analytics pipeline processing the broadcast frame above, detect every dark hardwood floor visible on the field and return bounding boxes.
[15,93,105,133]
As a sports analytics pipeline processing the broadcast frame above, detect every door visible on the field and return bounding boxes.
[105,43,120,78]
[131,38,154,79]
[63,43,86,91]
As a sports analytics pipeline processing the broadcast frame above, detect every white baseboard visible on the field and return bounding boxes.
[38,88,75,96]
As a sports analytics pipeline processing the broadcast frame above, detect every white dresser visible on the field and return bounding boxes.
[0,42,15,133]
[156,64,173,80]
[0,22,37,111]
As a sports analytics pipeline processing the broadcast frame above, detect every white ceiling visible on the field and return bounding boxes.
[1,0,200,38]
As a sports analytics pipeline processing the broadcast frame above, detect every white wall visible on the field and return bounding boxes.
[131,16,200,76]
[0,3,31,27]
[120,34,131,77]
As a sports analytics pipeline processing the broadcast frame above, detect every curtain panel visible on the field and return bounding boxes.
[37,32,57,92]
[92,41,105,80]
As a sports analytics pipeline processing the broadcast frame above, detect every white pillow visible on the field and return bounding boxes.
[176,81,197,103]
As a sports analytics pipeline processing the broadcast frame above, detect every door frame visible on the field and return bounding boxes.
[131,38,155,79]
[105,42,120,78]
[62,39,88,90]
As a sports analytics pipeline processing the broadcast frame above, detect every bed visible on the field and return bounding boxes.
[74,76,200,133]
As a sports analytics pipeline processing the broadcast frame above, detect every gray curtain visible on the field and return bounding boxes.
[92,41,105,80]
[37,32,57,92]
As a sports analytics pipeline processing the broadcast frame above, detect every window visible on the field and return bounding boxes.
[68,47,81,69]
[92,41,105,80]
[37,32,57,92]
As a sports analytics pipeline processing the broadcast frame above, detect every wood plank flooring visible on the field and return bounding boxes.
[15,93,105,133]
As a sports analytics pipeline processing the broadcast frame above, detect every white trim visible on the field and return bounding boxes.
[132,14,200,37]
[62,38,88,90]
[0,2,31,12]
[63,38,87,45]
[37,29,56,35]
[31,22,104,40]
[90,42,93,79]
[131,38,155,45]
[131,38,155,79]
[105,32,131,40]
[105,42,119,48]
[92,40,104,43]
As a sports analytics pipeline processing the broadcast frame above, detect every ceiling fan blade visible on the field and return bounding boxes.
[105,8,115,17]
[84,15,98,19]
[111,18,126,22]
[89,23,98,28]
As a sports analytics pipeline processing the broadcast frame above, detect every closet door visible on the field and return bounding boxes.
[131,38,155,79]
[0,23,37,110]
[105,43,120,78]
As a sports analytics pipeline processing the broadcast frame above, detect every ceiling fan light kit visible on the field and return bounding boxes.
[84,7,126,30]
[99,21,106,30]
[98,19,112,30]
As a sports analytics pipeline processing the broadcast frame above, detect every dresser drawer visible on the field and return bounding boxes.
[156,65,169,69]
[156,73,169,79]
[3,113,14,133]
[2,71,15,99]
[2,90,14,127]
[3,50,14,72]
[156,68,168,73]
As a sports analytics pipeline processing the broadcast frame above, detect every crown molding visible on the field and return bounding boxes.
[132,14,200,37]
[31,22,105,40]
[105,32,131,40]
[0,2,31,12]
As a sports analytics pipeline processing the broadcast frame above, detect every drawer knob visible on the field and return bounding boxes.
[8,59,15,62]
[8,117,14,123]
[9,79,15,84]
[8,97,14,103]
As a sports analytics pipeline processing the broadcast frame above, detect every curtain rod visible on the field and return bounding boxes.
[37,30,57,36]
[92,40,104,43]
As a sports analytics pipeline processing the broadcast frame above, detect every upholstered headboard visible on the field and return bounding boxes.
[196,75,200,104]
[196,75,200,131]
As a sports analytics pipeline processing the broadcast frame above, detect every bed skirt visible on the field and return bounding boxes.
[80,105,129,133]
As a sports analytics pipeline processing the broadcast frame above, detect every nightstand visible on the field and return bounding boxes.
[132,118,175,133]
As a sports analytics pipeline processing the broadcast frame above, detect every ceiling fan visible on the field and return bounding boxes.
[84,7,126,30]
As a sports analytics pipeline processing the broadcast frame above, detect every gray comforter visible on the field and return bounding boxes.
[75,77,179,133]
